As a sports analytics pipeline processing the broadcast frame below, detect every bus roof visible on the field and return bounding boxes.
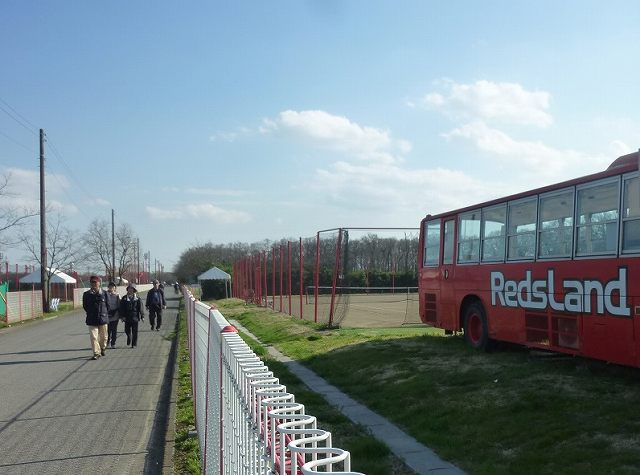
[422,150,639,223]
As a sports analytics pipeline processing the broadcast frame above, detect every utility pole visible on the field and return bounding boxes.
[136,238,140,284]
[39,129,49,313]
[111,209,115,282]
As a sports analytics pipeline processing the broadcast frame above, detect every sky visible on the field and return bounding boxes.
[1,1,639,272]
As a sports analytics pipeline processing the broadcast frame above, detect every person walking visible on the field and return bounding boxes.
[106,282,121,348]
[83,275,109,360]
[145,279,166,331]
[120,284,144,348]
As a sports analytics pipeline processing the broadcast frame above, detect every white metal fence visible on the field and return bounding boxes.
[3,289,44,323]
[184,289,364,474]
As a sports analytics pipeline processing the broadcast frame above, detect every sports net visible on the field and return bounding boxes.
[306,286,420,327]
[239,227,423,328]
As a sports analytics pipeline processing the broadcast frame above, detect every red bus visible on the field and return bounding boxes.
[418,151,640,367]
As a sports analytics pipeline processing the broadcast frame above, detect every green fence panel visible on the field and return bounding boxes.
[0,282,7,316]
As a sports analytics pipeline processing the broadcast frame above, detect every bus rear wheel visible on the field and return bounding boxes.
[463,302,491,351]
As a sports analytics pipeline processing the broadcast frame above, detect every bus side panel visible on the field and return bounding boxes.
[453,268,524,344]
[582,315,636,367]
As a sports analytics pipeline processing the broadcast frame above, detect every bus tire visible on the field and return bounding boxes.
[463,302,491,351]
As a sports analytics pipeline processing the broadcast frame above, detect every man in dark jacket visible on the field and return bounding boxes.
[145,279,166,331]
[120,284,145,348]
[83,275,109,360]
[106,282,121,348]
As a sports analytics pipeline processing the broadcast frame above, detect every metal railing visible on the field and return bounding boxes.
[184,288,364,474]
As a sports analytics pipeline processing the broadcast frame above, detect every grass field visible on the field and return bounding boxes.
[214,298,640,475]
[262,290,422,327]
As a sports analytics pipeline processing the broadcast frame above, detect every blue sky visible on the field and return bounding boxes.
[1,1,639,271]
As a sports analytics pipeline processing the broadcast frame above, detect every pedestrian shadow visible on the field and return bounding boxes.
[0,348,88,356]
[0,356,90,365]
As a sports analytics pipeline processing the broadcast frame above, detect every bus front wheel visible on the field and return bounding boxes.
[463,302,491,351]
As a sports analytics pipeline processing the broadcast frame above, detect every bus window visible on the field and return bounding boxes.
[458,211,480,263]
[443,219,455,264]
[575,179,619,256]
[622,175,640,253]
[538,189,574,258]
[507,198,537,260]
[424,219,441,267]
[481,205,506,262]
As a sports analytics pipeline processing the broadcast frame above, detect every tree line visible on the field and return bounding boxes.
[174,232,419,290]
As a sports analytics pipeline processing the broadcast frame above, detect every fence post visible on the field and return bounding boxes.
[314,232,320,323]
[219,324,237,475]
[328,229,343,327]
[271,248,276,310]
[299,237,303,320]
[263,251,267,308]
[279,245,283,312]
[288,241,292,316]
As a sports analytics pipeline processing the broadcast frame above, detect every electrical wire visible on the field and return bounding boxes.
[0,128,36,154]
[46,139,102,206]
[0,97,39,135]
[0,97,109,224]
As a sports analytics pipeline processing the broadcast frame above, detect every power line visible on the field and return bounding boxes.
[0,97,38,135]
[47,138,100,205]
[0,98,105,223]
[0,128,37,154]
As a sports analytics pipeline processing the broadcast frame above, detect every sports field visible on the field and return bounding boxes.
[267,290,423,328]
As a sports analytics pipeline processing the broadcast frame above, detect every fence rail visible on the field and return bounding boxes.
[184,288,364,474]
[1,289,43,323]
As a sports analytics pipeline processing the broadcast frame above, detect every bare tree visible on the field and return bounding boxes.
[20,213,82,307]
[83,218,113,276]
[115,223,136,283]
[0,172,38,247]
[83,219,138,282]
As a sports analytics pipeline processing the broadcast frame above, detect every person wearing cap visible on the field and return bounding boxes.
[119,284,145,348]
[105,282,121,349]
[145,279,166,331]
[82,275,109,360]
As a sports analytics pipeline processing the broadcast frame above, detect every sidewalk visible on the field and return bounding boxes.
[0,292,179,475]
[230,320,466,475]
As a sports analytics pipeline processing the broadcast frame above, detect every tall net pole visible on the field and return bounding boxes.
[299,237,303,320]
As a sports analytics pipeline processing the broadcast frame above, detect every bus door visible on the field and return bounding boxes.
[438,219,457,330]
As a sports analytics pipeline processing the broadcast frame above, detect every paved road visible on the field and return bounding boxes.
[0,290,180,474]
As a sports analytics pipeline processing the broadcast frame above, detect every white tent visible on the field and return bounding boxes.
[20,267,77,284]
[197,267,231,281]
[197,266,231,298]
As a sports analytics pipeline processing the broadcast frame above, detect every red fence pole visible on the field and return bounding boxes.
[299,237,303,320]
[262,251,267,308]
[329,229,343,327]
[314,232,320,323]
[279,245,283,312]
[287,241,292,316]
[271,247,276,310]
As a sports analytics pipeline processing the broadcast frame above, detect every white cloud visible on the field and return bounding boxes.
[146,207,184,220]
[185,188,247,197]
[309,160,514,217]
[262,110,410,164]
[184,204,251,223]
[209,126,251,142]
[93,198,111,207]
[442,121,609,181]
[0,169,37,209]
[146,203,251,224]
[609,140,633,156]
[421,80,553,127]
